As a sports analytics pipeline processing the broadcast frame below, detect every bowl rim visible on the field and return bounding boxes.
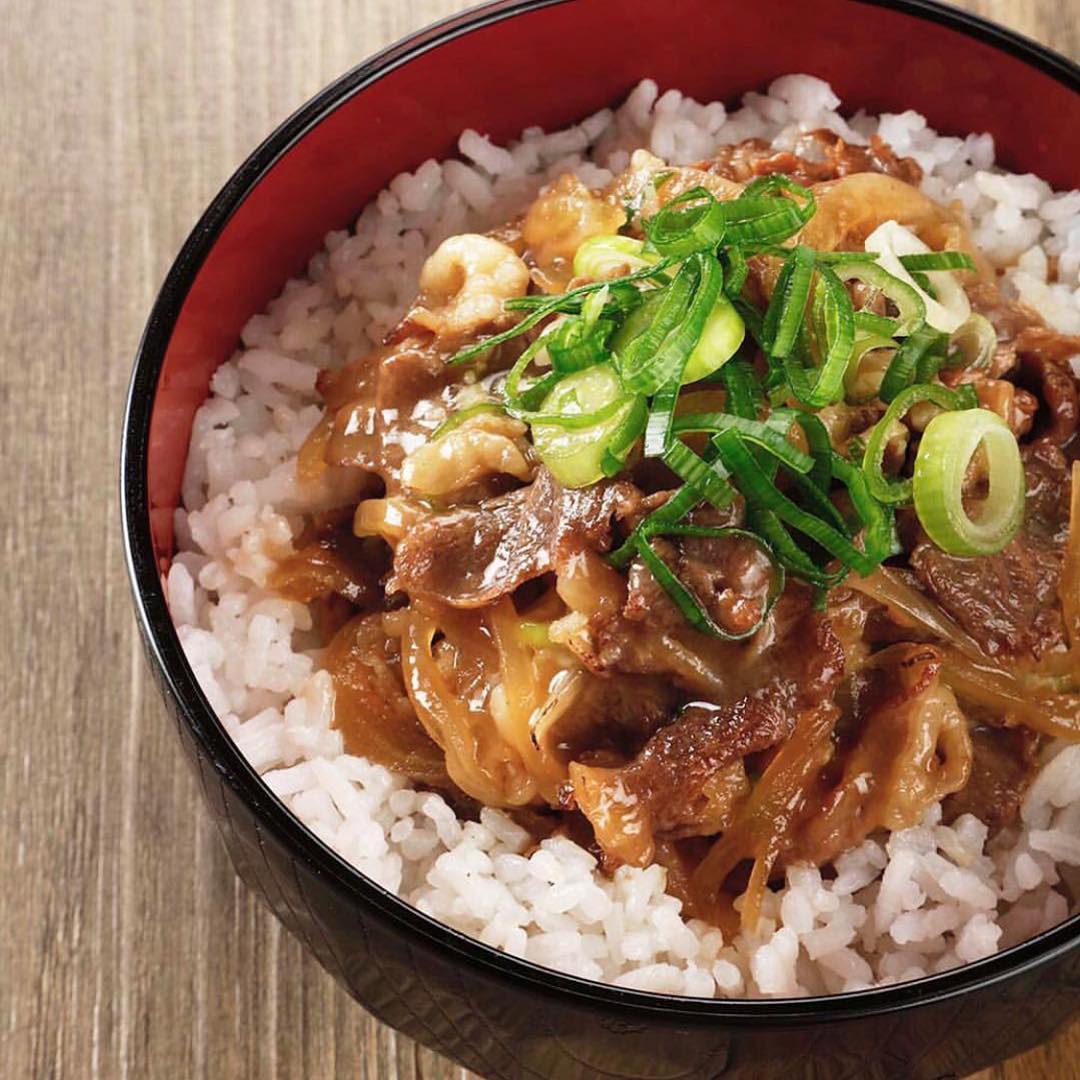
[122,0,1080,1023]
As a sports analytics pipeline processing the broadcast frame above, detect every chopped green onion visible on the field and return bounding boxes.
[662,440,737,511]
[723,245,750,299]
[912,408,1024,556]
[909,270,937,298]
[914,338,948,384]
[830,452,899,565]
[861,382,975,504]
[619,253,723,396]
[844,331,897,403]
[634,526,784,640]
[530,364,640,486]
[609,483,704,569]
[813,250,881,265]
[742,174,815,204]
[718,358,762,420]
[853,311,898,336]
[672,412,814,474]
[682,297,745,383]
[645,187,727,256]
[546,315,614,372]
[782,267,856,409]
[714,429,878,574]
[763,245,815,359]
[644,379,681,458]
[505,279,647,315]
[504,329,564,411]
[732,296,766,352]
[616,261,697,394]
[791,411,834,492]
[747,506,847,588]
[431,401,506,439]
[829,259,926,337]
[878,324,948,403]
[447,258,676,366]
[947,312,997,370]
[601,394,648,476]
[572,235,658,279]
[899,251,976,272]
[720,181,815,244]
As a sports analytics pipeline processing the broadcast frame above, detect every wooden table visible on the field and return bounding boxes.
[2,1,1077,1077]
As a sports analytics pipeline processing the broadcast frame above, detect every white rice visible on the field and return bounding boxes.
[168,75,1080,998]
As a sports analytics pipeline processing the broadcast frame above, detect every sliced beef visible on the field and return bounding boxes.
[390,467,639,607]
[1021,439,1073,543]
[324,614,448,785]
[1014,327,1080,447]
[271,516,386,609]
[700,131,922,187]
[791,644,971,864]
[909,437,1073,661]
[615,691,797,836]
[622,503,768,638]
[942,725,1041,830]
[317,338,454,483]
[909,538,1065,661]
[966,280,1046,378]
[569,611,844,863]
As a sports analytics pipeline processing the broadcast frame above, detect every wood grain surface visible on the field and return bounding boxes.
[1,2,1077,1077]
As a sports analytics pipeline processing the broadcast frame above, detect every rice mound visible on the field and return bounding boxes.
[168,75,1080,998]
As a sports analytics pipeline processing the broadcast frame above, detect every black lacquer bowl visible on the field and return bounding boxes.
[122,1,1080,1075]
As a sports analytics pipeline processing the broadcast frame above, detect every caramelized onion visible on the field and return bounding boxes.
[1062,462,1080,651]
[690,702,838,932]
[402,607,538,807]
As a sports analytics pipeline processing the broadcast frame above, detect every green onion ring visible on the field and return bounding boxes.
[912,408,1024,555]
[829,259,926,337]
[645,187,727,256]
[878,324,948,403]
[947,313,997,371]
[861,382,975,504]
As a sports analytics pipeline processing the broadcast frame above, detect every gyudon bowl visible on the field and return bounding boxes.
[122,1,1080,1076]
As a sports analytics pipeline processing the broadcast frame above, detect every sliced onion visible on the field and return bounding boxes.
[912,408,1024,555]
[1062,462,1080,650]
[864,220,971,333]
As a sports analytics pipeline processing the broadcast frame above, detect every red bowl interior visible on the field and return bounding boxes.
[145,0,1079,563]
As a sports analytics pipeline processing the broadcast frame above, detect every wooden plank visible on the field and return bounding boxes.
[0,2,1074,1078]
